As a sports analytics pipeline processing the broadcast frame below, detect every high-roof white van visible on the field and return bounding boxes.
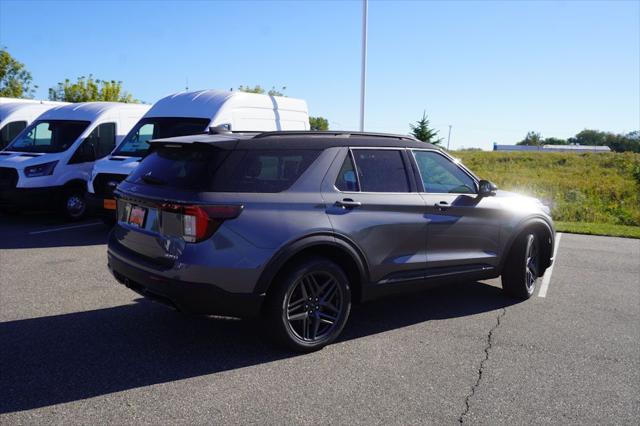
[87,89,309,220]
[0,102,150,219]
[0,101,69,149]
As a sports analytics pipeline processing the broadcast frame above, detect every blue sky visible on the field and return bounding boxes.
[1,0,638,149]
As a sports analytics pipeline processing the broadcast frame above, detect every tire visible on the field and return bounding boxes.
[502,231,541,299]
[61,187,87,221]
[264,257,351,352]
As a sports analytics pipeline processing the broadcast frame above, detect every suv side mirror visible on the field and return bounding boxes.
[478,179,498,196]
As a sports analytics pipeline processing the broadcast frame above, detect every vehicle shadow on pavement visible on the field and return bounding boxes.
[0,280,518,414]
[0,212,109,249]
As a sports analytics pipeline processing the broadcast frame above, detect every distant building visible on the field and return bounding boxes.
[493,143,611,153]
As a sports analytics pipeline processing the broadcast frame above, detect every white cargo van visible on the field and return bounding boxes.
[87,89,309,220]
[0,101,69,149]
[0,102,150,219]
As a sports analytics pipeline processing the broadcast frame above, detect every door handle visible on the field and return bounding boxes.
[335,198,362,209]
[434,201,450,211]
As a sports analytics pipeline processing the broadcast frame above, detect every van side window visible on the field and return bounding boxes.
[352,149,410,192]
[0,121,27,148]
[69,123,116,164]
[93,123,116,159]
[335,153,359,192]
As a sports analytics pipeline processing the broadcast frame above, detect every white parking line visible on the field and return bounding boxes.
[538,232,562,298]
[28,222,103,235]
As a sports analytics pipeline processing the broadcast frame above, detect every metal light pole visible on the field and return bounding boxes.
[359,0,368,131]
[447,125,452,150]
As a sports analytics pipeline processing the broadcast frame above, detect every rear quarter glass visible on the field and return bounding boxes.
[127,146,321,193]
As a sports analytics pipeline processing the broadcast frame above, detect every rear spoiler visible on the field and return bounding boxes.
[148,135,240,151]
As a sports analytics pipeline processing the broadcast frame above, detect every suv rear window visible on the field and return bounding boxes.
[128,146,320,193]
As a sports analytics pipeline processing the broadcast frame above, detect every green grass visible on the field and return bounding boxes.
[554,221,640,239]
[452,151,640,238]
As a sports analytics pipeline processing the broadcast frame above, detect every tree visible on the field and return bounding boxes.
[309,116,329,131]
[542,137,567,145]
[567,129,639,153]
[48,75,138,103]
[237,85,287,96]
[568,129,606,146]
[0,48,36,98]
[516,131,543,146]
[409,111,442,144]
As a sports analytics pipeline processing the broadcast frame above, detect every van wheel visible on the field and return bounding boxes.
[62,188,87,221]
[502,231,540,299]
[265,257,351,352]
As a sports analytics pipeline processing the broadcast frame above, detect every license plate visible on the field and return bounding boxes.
[103,199,116,210]
[127,205,147,228]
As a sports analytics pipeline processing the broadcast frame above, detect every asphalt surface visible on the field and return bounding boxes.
[1,212,638,424]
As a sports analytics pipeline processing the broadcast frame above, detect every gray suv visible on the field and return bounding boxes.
[107,130,555,351]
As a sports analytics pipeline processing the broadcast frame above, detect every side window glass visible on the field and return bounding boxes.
[352,149,409,192]
[69,123,115,164]
[27,122,53,147]
[0,121,27,148]
[335,153,359,191]
[94,123,116,159]
[413,151,476,194]
[135,123,154,145]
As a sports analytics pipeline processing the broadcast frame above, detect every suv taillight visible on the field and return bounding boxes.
[161,204,243,242]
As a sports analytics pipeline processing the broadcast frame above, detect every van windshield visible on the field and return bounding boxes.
[112,117,210,157]
[7,120,90,153]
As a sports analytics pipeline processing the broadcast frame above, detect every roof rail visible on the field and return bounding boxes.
[253,130,419,141]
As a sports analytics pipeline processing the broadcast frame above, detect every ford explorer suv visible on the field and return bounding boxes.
[107,130,555,352]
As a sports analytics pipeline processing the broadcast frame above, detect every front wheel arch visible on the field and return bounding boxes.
[500,218,554,276]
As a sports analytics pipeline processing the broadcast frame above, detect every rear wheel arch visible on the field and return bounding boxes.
[256,234,368,304]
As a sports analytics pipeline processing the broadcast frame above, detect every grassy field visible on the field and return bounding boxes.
[453,151,640,238]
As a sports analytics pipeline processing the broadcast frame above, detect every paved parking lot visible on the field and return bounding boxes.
[1,212,638,424]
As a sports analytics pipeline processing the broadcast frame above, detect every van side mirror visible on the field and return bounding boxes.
[478,179,498,196]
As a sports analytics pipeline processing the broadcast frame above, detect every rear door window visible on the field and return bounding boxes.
[128,147,320,193]
[351,149,410,192]
[335,153,359,192]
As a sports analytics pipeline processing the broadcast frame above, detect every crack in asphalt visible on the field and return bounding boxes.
[458,307,507,424]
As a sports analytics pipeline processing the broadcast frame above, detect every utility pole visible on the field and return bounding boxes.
[447,125,452,150]
[359,0,368,131]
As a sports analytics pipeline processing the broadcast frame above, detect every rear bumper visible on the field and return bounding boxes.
[0,186,63,208]
[107,244,265,318]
